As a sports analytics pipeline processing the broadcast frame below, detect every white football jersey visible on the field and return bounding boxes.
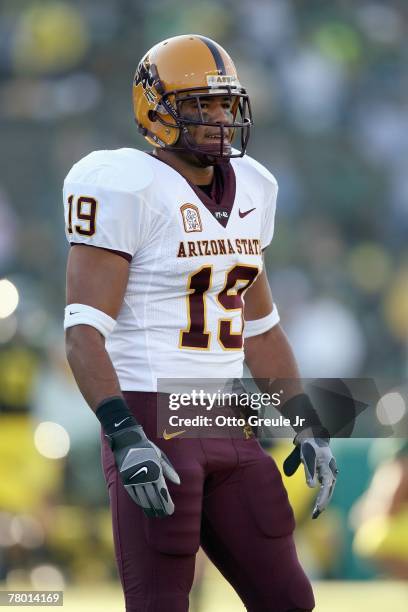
[63,148,277,391]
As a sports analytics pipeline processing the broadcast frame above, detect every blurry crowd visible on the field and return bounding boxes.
[0,0,407,597]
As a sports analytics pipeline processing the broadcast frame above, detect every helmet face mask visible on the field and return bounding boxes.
[155,88,252,163]
[132,35,253,163]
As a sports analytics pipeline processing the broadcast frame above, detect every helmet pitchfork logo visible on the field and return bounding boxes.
[180,203,202,233]
[134,59,158,104]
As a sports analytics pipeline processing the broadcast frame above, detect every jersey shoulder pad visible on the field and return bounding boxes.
[64,148,154,194]
[232,154,278,189]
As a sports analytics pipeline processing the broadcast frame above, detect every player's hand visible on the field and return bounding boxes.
[283,435,338,519]
[106,425,181,517]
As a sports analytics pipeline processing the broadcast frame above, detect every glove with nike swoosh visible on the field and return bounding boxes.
[281,393,339,519]
[96,396,180,517]
[106,424,181,517]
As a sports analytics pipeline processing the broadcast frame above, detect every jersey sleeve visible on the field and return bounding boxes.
[261,180,278,250]
[236,154,279,250]
[62,150,154,259]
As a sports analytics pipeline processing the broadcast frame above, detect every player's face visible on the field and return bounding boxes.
[178,95,235,149]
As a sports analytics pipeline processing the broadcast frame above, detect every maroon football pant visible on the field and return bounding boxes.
[101,392,315,612]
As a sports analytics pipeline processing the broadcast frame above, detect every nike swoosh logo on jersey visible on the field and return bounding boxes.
[163,429,186,441]
[130,466,148,479]
[239,207,256,218]
[114,417,130,428]
[69,311,79,315]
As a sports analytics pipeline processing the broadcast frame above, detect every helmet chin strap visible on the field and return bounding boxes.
[166,127,232,167]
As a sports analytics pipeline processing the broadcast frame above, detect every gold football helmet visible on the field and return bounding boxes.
[132,34,252,160]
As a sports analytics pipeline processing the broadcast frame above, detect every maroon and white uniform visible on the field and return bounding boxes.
[63,149,314,612]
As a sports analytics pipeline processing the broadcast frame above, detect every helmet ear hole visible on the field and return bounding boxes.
[148,110,157,122]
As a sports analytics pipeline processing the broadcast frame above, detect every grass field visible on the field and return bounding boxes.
[51,582,408,612]
[2,571,407,611]
[59,580,408,611]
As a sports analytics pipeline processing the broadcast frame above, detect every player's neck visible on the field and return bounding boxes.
[153,149,214,186]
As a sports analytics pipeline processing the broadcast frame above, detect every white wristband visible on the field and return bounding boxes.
[64,303,116,338]
[244,304,280,338]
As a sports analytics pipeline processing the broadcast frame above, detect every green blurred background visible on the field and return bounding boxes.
[0,0,407,610]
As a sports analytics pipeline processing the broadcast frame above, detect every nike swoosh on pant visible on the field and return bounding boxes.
[163,430,186,441]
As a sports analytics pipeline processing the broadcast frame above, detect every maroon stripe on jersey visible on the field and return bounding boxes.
[70,243,132,262]
[147,152,237,228]
[187,162,236,228]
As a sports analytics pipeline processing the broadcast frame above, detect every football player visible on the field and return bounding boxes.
[63,35,337,611]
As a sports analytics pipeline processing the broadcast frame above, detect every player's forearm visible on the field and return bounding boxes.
[65,325,122,410]
[244,324,303,400]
